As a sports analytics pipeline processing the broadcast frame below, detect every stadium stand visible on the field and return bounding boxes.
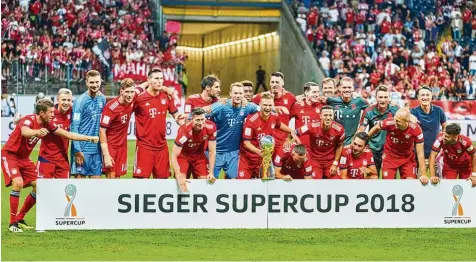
[287,0,476,101]
[1,0,186,95]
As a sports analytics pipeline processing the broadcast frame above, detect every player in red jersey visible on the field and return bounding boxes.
[1,99,98,232]
[297,105,345,179]
[339,132,378,179]
[241,80,254,102]
[37,88,73,179]
[252,72,296,150]
[429,123,476,186]
[184,75,220,114]
[238,93,299,179]
[133,68,186,179]
[171,108,217,191]
[368,108,427,182]
[99,78,136,179]
[273,143,313,181]
[290,82,322,148]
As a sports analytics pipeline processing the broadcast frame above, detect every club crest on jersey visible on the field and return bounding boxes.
[405,134,410,139]
[239,171,245,177]
[457,149,462,154]
[329,136,335,140]
[11,168,18,175]
[383,171,388,177]
[161,99,167,105]
[363,160,368,166]
[271,124,275,129]
[136,168,141,174]
[284,99,288,105]
[351,104,356,109]
[203,136,208,140]
[239,110,244,116]
[67,115,71,120]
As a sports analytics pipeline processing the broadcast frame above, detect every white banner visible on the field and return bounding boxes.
[36,180,475,230]
[36,179,268,230]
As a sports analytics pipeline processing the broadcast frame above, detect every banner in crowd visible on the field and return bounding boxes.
[166,21,182,33]
[407,100,476,120]
[112,63,177,84]
[92,39,112,69]
[36,180,475,230]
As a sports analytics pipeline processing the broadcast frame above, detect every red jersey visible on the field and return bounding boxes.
[39,106,72,163]
[431,133,475,168]
[252,92,296,147]
[134,91,178,150]
[184,94,218,114]
[174,120,216,157]
[339,146,375,179]
[241,112,281,164]
[273,143,313,179]
[380,118,424,157]
[2,114,57,159]
[100,97,134,148]
[297,121,345,163]
[290,101,322,148]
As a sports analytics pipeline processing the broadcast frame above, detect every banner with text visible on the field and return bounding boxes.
[36,180,475,230]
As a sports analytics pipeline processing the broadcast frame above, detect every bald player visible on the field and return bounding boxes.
[368,108,427,183]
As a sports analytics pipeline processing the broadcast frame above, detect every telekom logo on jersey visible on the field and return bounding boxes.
[149,108,157,118]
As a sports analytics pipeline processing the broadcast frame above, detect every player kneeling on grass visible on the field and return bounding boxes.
[100,78,136,179]
[339,132,378,179]
[367,108,427,183]
[428,123,476,187]
[171,108,217,192]
[1,98,98,232]
[274,143,313,181]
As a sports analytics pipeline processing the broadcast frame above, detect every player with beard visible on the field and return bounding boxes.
[241,80,254,102]
[171,108,217,191]
[274,143,313,181]
[339,132,378,179]
[290,82,323,149]
[37,88,74,179]
[429,123,476,186]
[358,85,399,175]
[3,98,98,232]
[297,105,345,179]
[252,72,296,151]
[184,75,220,114]
[238,93,300,179]
[133,69,187,179]
[368,108,427,183]
[70,70,106,179]
[99,78,136,179]
[326,77,368,145]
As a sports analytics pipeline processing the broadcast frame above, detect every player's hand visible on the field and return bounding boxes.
[241,98,248,107]
[291,132,301,145]
[103,154,114,168]
[430,176,440,185]
[295,95,305,104]
[219,98,228,104]
[88,136,99,143]
[283,139,293,152]
[283,175,293,182]
[352,92,361,99]
[419,175,429,185]
[330,164,338,175]
[467,176,476,188]
[390,100,398,106]
[75,152,85,166]
[317,96,327,104]
[175,113,187,126]
[275,106,289,115]
[207,173,216,184]
[359,167,369,177]
[37,128,49,137]
[177,174,189,192]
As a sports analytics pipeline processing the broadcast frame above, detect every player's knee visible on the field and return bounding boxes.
[11,177,24,191]
[29,181,37,191]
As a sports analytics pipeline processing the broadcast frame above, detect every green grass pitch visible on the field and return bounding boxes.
[2,141,476,260]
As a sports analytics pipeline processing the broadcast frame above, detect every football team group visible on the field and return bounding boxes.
[2,69,475,233]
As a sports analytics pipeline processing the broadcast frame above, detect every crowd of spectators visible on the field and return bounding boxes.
[289,0,476,101]
[1,0,186,83]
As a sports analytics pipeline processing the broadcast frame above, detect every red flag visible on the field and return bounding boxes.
[166,21,181,33]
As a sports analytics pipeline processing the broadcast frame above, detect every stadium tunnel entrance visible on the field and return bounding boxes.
[159,0,324,95]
